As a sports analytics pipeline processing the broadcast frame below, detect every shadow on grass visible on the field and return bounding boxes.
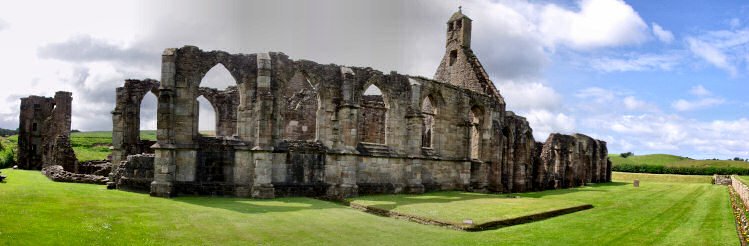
[171,196,341,214]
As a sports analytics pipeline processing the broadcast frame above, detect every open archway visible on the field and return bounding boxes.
[197,63,238,137]
[201,64,237,89]
[358,84,387,144]
[197,95,217,136]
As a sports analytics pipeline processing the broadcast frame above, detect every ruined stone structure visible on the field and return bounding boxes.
[106,10,610,198]
[18,91,111,184]
[18,91,73,170]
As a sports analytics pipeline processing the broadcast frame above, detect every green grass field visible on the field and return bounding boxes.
[69,131,156,162]
[610,153,749,169]
[348,191,590,226]
[0,170,736,245]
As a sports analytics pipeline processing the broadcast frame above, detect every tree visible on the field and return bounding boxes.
[620,152,634,158]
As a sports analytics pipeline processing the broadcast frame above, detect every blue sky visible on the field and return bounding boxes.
[0,0,747,159]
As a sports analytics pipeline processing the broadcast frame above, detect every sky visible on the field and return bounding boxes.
[0,0,747,159]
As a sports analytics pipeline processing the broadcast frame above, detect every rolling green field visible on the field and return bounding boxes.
[610,154,749,169]
[0,170,736,245]
[69,131,156,162]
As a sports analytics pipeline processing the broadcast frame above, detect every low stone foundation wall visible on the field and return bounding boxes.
[41,165,109,185]
[111,154,154,192]
[73,160,111,176]
[728,176,749,246]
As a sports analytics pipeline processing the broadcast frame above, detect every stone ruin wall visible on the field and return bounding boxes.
[108,44,611,199]
[17,91,111,184]
[14,10,611,199]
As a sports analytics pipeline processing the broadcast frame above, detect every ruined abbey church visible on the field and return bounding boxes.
[21,10,611,199]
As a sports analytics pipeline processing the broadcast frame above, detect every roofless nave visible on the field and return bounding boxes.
[18,9,611,199]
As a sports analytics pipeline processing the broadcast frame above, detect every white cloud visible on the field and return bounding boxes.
[672,97,725,111]
[686,37,737,75]
[577,109,749,157]
[651,23,674,43]
[523,109,575,141]
[496,81,562,111]
[537,0,649,49]
[575,87,615,103]
[688,85,712,97]
[623,96,648,111]
[685,28,749,76]
[590,53,679,72]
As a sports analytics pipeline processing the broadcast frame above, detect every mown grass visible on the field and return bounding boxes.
[0,170,736,245]
[348,191,589,225]
[612,171,713,183]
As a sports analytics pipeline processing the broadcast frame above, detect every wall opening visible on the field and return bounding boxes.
[201,64,236,89]
[449,50,457,66]
[139,92,158,131]
[359,84,386,144]
[456,19,462,29]
[32,122,37,132]
[469,106,483,160]
[199,63,238,137]
[197,95,217,136]
[282,71,318,141]
[421,96,435,148]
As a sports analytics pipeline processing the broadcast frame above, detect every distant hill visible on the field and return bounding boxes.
[609,154,749,169]
[0,128,17,137]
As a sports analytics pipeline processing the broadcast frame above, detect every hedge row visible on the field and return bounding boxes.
[0,138,16,169]
[613,163,749,175]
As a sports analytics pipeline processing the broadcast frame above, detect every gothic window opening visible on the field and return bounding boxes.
[469,106,483,160]
[421,96,435,148]
[197,95,218,136]
[359,84,386,144]
[139,92,158,131]
[199,64,238,137]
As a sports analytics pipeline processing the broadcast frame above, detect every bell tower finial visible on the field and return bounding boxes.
[445,8,472,48]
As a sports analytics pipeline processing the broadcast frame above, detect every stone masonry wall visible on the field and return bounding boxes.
[111,154,155,192]
[17,91,72,170]
[133,9,611,199]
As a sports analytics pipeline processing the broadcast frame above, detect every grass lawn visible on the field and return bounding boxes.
[348,191,589,227]
[612,171,713,183]
[0,170,737,245]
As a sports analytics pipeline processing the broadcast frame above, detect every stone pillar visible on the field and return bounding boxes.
[250,53,275,198]
[233,149,253,197]
[251,151,274,198]
[324,154,358,199]
[323,67,359,198]
[404,78,425,194]
[150,48,177,197]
